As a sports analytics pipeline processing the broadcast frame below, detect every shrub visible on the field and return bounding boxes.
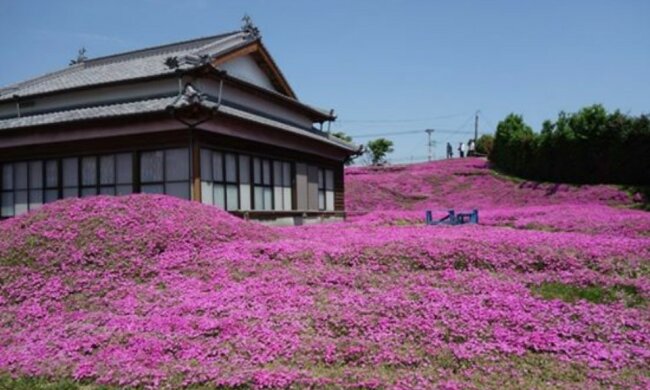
[475,134,494,156]
[489,105,650,185]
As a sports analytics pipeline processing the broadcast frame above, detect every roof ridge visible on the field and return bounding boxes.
[85,30,244,66]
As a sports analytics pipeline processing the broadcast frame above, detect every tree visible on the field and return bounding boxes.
[475,134,494,156]
[332,131,360,166]
[488,105,650,185]
[491,113,534,175]
[366,138,394,166]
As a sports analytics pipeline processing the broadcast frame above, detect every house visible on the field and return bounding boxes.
[0,18,359,224]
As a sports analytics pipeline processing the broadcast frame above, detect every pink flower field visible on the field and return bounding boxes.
[0,158,649,389]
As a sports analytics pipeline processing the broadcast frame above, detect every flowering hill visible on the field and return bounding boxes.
[1,160,649,389]
[347,159,650,238]
[346,158,633,212]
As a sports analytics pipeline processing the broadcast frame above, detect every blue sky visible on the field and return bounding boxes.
[1,0,649,162]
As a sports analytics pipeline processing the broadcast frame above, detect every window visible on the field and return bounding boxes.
[99,153,133,196]
[318,168,335,211]
[14,162,28,215]
[44,160,59,203]
[1,164,14,217]
[200,150,294,212]
[28,161,43,210]
[115,153,133,195]
[200,149,240,210]
[273,161,292,211]
[99,155,116,195]
[81,156,98,197]
[253,157,273,210]
[140,148,189,199]
[62,158,79,198]
[1,153,135,218]
[1,160,46,217]
[239,155,251,210]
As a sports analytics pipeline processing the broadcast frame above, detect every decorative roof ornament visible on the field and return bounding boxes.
[180,83,207,106]
[69,47,88,65]
[164,54,210,70]
[164,56,180,69]
[241,14,261,39]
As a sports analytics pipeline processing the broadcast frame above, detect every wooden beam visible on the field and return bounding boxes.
[254,44,296,99]
[211,43,259,67]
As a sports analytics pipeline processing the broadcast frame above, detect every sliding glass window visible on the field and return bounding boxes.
[1,153,136,217]
[1,161,44,216]
[318,168,335,211]
[273,161,292,211]
[201,150,294,212]
[140,148,189,199]
[44,159,59,203]
[253,157,273,210]
[200,149,240,211]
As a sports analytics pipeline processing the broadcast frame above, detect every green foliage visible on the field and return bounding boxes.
[622,185,650,211]
[332,131,352,143]
[366,138,394,166]
[489,105,650,185]
[491,114,535,177]
[531,282,645,307]
[475,134,494,156]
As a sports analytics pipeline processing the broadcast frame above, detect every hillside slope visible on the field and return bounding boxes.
[346,158,634,213]
[346,158,650,238]
[0,162,649,389]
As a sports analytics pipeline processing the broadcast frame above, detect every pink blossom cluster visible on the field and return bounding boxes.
[0,159,648,388]
[346,159,635,214]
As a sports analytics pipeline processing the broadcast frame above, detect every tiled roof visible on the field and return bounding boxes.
[0,95,358,152]
[0,29,354,151]
[0,97,176,130]
[0,31,249,101]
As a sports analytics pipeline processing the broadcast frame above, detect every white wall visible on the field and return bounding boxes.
[200,79,313,129]
[219,55,278,92]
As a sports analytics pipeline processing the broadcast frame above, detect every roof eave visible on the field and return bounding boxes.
[212,68,334,122]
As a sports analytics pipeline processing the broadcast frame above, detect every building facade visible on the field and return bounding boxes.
[0,22,358,224]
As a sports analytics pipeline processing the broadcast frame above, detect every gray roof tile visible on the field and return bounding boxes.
[0,96,357,152]
[0,31,248,100]
[0,97,175,130]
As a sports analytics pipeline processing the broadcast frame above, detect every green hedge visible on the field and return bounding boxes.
[489,105,650,185]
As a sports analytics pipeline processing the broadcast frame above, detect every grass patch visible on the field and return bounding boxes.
[488,167,526,184]
[0,375,116,390]
[621,185,650,211]
[531,282,645,307]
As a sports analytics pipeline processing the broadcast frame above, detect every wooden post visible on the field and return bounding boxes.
[191,132,201,202]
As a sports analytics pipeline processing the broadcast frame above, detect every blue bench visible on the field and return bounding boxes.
[426,209,479,225]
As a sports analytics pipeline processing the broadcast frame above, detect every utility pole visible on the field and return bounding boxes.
[474,110,480,143]
[425,129,434,161]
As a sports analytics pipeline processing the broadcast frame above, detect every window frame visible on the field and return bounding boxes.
[1,152,138,218]
[252,156,274,211]
[318,167,335,211]
[139,148,190,199]
[200,149,241,210]
[200,148,296,212]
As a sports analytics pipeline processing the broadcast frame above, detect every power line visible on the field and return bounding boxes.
[337,112,471,124]
[350,128,478,139]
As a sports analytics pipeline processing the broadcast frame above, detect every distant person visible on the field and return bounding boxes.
[458,142,465,158]
[446,142,453,159]
[468,139,475,157]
